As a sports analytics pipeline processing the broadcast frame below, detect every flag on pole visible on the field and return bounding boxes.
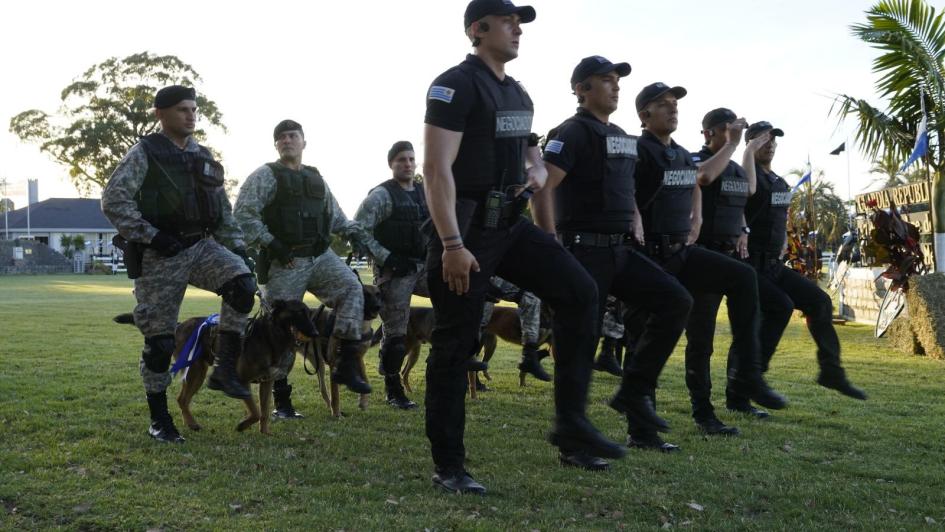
[794,159,812,192]
[830,142,845,155]
[900,90,929,173]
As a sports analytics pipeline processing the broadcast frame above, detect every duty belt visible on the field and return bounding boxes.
[559,231,626,248]
[175,229,213,249]
[288,242,326,258]
[643,234,688,260]
[707,239,737,255]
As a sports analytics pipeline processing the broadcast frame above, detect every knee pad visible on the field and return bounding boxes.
[143,334,176,373]
[218,273,257,314]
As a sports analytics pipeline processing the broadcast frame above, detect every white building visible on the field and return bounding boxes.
[0,198,117,257]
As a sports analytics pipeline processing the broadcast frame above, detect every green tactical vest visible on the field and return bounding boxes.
[135,133,226,236]
[262,163,331,256]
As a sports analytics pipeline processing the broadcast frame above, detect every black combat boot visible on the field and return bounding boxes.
[518,343,551,382]
[146,391,184,443]
[272,378,304,419]
[332,340,372,394]
[691,397,740,435]
[207,331,251,400]
[609,388,670,432]
[817,368,867,400]
[384,374,417,410]
[593,337,623,376]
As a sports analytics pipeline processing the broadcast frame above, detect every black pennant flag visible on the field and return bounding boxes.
[829,142,845,155]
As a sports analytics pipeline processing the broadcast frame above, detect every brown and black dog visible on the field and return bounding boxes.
[398,305,553,398]
[301,284,383,417]
[114,299,318,435]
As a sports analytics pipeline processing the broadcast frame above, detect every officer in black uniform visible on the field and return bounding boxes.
[423,0,625,493]
[627,83,787,449]
[683,107,772,435]
[727,121,866,415]
[536,56,693,459]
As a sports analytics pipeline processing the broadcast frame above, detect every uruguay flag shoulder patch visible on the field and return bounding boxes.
[428,85,455,103]
[545,140,564,154]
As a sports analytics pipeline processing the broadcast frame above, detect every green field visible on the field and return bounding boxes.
[1,275,943,530]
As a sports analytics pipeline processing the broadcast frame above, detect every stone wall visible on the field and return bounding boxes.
[839,267,893,324]
[0,240,71,275]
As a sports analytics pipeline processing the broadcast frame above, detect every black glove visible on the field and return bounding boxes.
[149,231,183,257]
[267,239,292,266]
[232,247,255,273]
[384,253,415,276]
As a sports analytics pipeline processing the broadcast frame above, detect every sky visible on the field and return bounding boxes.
[0,0,890,216]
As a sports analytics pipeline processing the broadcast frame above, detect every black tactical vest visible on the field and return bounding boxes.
[554,112,637,234]
[452,63,534,194]
[746,167,792,255]
[636,133,698,238]
[262,163,331,254]
[135,133,226,235]
[373,179,429,260]
[697,148,750,246]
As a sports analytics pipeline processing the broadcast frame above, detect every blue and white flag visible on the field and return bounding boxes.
[793,160,812,192]
[428,85,455,103]
[900,110,929,173]
[171,313,219,379]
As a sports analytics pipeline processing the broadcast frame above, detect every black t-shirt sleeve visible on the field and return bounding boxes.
[541,121,587,174]
[424,69,476,132]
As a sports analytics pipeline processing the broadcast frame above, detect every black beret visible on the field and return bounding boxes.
[273,119,304,140]
[387,141,414,164]
[154,85,196,109]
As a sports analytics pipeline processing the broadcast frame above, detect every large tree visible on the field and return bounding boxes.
[9,52,225,196]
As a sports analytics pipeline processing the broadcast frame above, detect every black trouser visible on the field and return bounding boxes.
[683,291,726,419]
[568,243,692,397]
[752,260,841,373]
[425,219,599,472]
[626,245,762,438]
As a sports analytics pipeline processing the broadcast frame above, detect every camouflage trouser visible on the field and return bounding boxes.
[373,263,429,341]
[262,250,363,341]
[601,295,625,340]
[133,238,251,394]
[479,276,541,345]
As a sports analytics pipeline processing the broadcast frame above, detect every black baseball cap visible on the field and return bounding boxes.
[746,121,784,140]
[635,82,687,112]
[702,108,737,131]
[570,56,631,88]
[464,0,536,28]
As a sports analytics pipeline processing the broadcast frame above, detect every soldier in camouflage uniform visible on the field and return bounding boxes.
[354,141,428,410]
[102,85,257,443]
[479,276,546,382]
[594,296,624,376]
[234,119,371,415]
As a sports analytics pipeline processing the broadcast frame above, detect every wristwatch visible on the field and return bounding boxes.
[741,226,751,235]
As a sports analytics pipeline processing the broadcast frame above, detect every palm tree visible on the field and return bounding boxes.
[785,168,849,251]
[867,156,909,189]
[831,0,944,173]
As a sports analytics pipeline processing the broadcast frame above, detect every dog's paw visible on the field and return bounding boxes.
[186,422,202,431]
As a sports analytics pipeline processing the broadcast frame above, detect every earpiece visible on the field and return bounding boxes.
[642,110,651,118]
[479,21,490,31]
[580,81,592,91]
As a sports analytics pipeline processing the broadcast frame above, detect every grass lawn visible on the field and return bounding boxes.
[1,274,943,531]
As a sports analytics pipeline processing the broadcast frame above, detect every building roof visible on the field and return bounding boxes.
[0,198,115,232]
